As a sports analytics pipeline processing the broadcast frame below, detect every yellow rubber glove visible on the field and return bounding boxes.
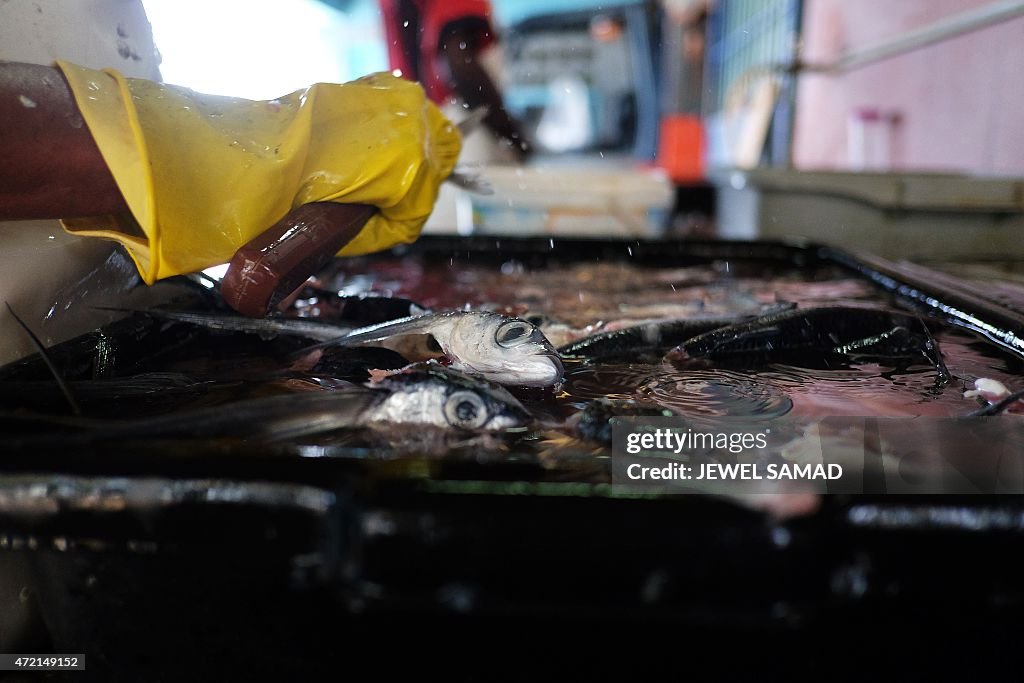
[55,61,462,284]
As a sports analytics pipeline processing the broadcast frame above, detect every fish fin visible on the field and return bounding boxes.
[456,106,490,137]
[335,315,437,342]
[448,168,495,196]
[287,314,439,357]
[4,302,82,416]
[100,307,350,341]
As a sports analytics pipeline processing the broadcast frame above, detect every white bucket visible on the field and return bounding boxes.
[428,163,675,238]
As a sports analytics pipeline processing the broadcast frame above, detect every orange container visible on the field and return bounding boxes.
[657,114,705,183]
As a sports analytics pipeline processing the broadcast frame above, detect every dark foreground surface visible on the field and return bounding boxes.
[3,237,1024,680]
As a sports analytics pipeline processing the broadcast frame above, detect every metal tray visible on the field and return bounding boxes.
[2,236,1024,680]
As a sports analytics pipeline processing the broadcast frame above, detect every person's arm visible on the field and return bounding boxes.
[0,62,364,315]
[1,62,459,318]
[441,25,532,161]
[0,61,128,219]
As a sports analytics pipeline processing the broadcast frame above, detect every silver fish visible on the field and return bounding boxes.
[109,307,564,388]
[304,311,565,388]
[360,364,530,430]
[0,365,531,441]
[104,307,353,342]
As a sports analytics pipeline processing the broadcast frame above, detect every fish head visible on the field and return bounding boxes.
[331,311,564,388]
[368,364,532,431]
[442,313,564,388]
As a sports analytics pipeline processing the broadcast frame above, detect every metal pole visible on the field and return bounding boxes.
[808,0,1024,73]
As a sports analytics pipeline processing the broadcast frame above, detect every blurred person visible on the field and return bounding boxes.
[378,0,533,164]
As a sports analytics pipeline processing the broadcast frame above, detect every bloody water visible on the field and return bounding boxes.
[308,254,1024,421]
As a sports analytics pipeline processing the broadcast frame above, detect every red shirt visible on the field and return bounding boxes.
[379,0,496,104]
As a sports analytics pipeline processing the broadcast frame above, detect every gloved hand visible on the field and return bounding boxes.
[55,61,462,284]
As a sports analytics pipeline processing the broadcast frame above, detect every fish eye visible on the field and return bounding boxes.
[496,321,531,348]
[443,391,488,429]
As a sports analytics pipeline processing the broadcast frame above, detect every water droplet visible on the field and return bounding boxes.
[18,95,37,108]
[436,582,475,612]
[641,570,669,603]
[771,526,791,548]
[500,260,523,275]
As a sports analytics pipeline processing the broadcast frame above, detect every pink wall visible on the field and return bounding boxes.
[793,0,1024,176]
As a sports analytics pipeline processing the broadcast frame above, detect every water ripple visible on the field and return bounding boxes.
[638,369,794,418]
[562,364,793,418]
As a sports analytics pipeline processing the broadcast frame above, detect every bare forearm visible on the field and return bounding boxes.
[0,61,128,220]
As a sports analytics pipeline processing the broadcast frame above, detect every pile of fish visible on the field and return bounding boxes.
[0,294,562,441]
[0,363,531,441]
[1,262,994,451]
